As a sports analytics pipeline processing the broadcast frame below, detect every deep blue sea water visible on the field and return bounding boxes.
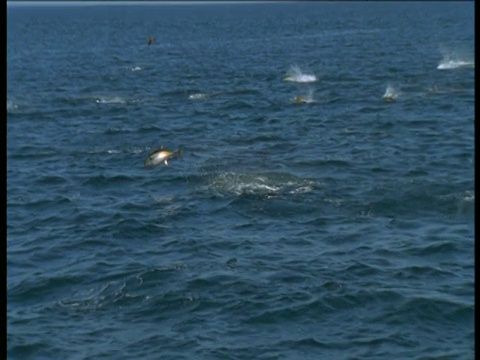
[7,2,475,359]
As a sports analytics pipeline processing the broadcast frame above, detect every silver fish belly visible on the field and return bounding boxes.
[145,146,182,168]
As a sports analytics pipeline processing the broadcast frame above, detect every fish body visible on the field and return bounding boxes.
[145,146,183,168]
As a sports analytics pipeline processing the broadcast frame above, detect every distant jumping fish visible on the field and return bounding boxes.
[294,95,308,104]
[383,86,398,101]
[145,146,183,168]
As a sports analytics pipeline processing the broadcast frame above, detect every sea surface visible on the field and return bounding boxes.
[7,2,475,359]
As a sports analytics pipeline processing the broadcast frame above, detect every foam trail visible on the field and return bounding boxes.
[205,172,316,198]
[95,96,140,104]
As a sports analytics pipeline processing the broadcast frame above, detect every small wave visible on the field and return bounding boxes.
[188,91,226,100]
[95,96,140,104]
[104,127,133,134]
[284,65,317,83]
[131,66,142,72]
[188,93,208,100]
[56,278,144,312]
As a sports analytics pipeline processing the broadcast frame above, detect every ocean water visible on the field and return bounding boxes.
[7,2,474,359]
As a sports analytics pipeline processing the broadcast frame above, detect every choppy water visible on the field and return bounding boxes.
[7,2,474,359]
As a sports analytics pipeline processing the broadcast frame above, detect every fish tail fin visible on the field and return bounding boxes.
[177,145,184,158]
[144,156,151,167]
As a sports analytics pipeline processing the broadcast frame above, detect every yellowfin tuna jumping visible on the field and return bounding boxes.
[144,145,183,168]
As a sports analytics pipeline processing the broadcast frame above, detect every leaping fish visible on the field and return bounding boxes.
[144,145,183,168]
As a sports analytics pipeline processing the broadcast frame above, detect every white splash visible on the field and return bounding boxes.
[284,65,317,83]
[437,59,474,70]
[382,85,399,101]
[188,93,208,100]
[131,66,142,72]
[437,48,474,70]
[462,190,474,203]
[7,98,18,112]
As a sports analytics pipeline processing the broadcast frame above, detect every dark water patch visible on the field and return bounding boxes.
[393,264,458,281]
[9,274,85,306]
[32,174,70,186]
[366,181,472,218]
[403,240,458,257]
[388,296,473,327]
[295,157,352,168]
[357,105,385,114]
[225,132,288,146]
[322,288,405,312]
[7,195,73,214]
[7,339,57,360]
[342,261,386,277]
[112,218,171,239]
[227,88,263,97]
[80,173,138,187]
[8,145,60,160]
[219,99,257,111]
